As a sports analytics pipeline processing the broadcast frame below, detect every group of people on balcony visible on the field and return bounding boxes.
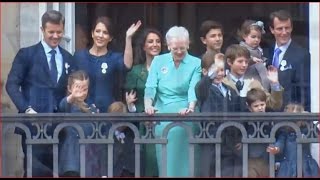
[5,8,318,178]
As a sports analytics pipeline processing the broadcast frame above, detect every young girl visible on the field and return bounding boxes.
[196,51,242,177]
[238,20,270,91]
[267,103,319,177]
[58,70,107,177]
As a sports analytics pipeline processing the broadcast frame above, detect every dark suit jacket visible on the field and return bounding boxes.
[265,41,310,111]
[6,42,74,113]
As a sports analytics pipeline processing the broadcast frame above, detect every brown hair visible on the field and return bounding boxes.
[201,51,218,70]
[67,70,90,113]
[199,20,223,38]
[91,16,114,38]
[237,19,264,40]
[107,101,127,113]
[269,9,292,29]
[225,44,250,64]
[284,103,306,128]
[133,28,163,65]
[246,88,267,106]
[284,103,305,113]
[41,10,65,29]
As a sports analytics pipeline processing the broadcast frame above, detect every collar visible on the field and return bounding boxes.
[229,73,244,83]
[170,52,189,64]
[275,38,291,53]
[41,40,60,55]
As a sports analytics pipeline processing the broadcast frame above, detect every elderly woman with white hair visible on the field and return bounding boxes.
[144,26,201,177]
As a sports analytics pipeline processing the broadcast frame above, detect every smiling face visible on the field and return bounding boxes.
[91,22,113,49]
[270,17,292,46]
[212,59,225,84]
[41,22,64,49]
[201,28,223,52]
[228,56,249,78]
[168,38,189,62]
[143,32,161,57]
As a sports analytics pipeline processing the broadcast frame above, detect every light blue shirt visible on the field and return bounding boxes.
[229,73,244,85]
[274,38,291,64]
[212,83,227,97]
[41,40,63,82]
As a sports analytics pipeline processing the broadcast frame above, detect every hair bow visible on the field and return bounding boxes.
[251,21,266,34]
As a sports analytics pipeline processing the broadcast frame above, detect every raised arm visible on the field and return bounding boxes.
[123,20,142,69]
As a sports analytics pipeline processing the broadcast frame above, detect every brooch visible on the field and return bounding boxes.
[101,62,108,74]
[160,66,168,74]
[65,62,70,74]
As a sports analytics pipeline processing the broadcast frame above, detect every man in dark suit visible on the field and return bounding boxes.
[6,10,74,177]
[265,9,310,111]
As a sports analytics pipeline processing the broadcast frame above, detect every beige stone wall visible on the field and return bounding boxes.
[1,3,20,113]
[1,3,24,177]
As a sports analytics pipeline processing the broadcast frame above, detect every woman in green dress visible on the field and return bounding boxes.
[144,26,202,177]
[124,27,163,177]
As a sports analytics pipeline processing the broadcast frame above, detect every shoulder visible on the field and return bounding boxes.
[152,53,171,65]
[132,64,144,71]
[128,64,143,74]
[74,48,89,57]
[21,42,42,53]
[59,46,72,56]
[109,51,123,59]
[15,42,43,60]
[186,53,201,63]
[288,41,309,54]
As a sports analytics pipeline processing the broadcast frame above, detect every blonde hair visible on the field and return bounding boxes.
[284,103,307,128]
[284,103,305,113]
[107,101,127,113]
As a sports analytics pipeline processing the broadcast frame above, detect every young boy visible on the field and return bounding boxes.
[222,44,283,112]
[196,51,242,177]
[199,20,224,55]
[245,88,272,177]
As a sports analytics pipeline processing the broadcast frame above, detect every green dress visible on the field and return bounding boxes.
[145,53,201,177]
[125,64,159,177]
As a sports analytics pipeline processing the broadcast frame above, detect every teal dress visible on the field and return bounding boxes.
[145,52,201,177]
[124,64,159,177]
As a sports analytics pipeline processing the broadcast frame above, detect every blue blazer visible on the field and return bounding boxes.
[6,42,74,113]
[265,41,310,110]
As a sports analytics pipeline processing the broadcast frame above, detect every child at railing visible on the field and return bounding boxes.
[107,101,135,177]
[58,70,106,177]
[266,103,319,177]
[196,51,242,177]
[245,88,273,177]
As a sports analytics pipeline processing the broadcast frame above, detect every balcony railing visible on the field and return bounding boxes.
[1,112,319,177]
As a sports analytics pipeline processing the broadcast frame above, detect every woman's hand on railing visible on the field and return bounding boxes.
[179,108,194,116]
[145,106,157,115]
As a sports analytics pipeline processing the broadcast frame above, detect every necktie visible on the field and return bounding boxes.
[272,48,282,68]
[236,80,243,92]
[218,84,225,97]
[49,49,58,84]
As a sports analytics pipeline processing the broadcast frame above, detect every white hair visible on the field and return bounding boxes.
[165,26,190,45]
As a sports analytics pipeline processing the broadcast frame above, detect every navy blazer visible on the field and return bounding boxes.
[6,42,75,113]
[265,41,310,111]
